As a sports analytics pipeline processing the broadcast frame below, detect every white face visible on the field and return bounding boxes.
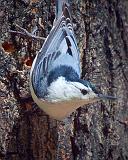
[46,77,98,102]
[69,81,98,100]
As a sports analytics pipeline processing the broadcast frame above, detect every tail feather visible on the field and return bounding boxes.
[55,0,70,20]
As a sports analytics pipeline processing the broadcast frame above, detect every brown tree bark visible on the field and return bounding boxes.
[0,0,128,160]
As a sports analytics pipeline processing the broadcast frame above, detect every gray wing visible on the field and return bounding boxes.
[31,6,81,98]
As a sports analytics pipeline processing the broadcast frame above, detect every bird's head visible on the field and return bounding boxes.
[78,79,117,101]
[46,77,117,103]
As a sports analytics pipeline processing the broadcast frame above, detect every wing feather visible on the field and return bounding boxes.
[31,6,80,98]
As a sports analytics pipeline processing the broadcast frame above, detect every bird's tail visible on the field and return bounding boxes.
[55,0,71,20]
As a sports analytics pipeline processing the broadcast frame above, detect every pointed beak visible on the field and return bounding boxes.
[98,94,117,100]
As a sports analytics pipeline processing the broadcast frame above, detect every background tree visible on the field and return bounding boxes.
[0,0,128,160]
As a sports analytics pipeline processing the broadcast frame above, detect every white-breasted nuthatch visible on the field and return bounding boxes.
[30,0,116,120]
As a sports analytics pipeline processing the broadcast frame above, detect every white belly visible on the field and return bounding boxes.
[30,80,97,120]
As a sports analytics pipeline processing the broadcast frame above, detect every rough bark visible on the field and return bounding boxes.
[0,0,128,160]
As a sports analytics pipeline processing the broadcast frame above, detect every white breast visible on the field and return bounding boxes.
[30,77,98,120]
[46,77,82,102]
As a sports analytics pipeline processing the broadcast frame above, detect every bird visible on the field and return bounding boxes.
[30,0,117,120]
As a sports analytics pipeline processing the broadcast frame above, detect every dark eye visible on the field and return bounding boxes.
[80,89,88,95]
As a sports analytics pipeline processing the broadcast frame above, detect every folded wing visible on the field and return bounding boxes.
[31,3,81,98]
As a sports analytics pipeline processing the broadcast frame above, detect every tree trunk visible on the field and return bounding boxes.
[0,0,128,160]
